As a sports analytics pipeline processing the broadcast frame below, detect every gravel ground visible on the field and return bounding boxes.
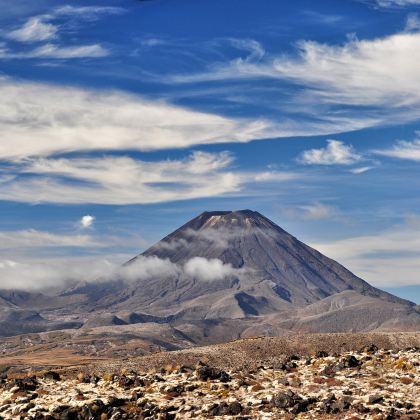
[0,337,418,419]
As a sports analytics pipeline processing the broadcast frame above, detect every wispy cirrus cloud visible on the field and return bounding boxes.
[349,166,375,174]
[2,5,122,59]
[5,5,124,43]
[0,151,297,205]
[0,43,109,59]
[0,77,390,162]
[0,77,277,159]
[169,31,420,131]
[299,140,362,165]
[6,16,58,42]
[373,138,420,161]
[373,0,420,7]
[313,215,420,287]
[0,229,99,249]
[284,203,336,220]
[54,5,125,19]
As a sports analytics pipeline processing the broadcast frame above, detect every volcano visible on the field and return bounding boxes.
[134,209,406,307]
[1,210,419,341]
[80,210,419,337]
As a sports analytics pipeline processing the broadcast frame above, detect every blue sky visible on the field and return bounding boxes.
[1,0,420,302]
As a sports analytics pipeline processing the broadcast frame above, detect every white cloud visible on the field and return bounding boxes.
[155,226,246,253]
[29,43,108,59]
[312,216,420,287]
[0,77,278,160]
[5,5,124,44]
[349,166,374,174]
[285,203,336,220]
[184,257,238,281]
[0,151,297,205]
[7,16,58,42]
[227,38,266,62]
[0,77,388,163]
[80,215,95,229]
[120,255,181,283]
[0,229,99,249]
[271,33,420,109]
[0,256,120,291]
[2,5,121,61]
[54,5,125,18]
[405,14,420,31]
[373,138,420,161]
[0,254,242,291]
[299,140,362,165]
[171,31,420,130]
[0,43,109,59]
[374,0,420,7]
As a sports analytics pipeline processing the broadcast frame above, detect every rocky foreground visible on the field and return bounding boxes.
[0,344,418,419]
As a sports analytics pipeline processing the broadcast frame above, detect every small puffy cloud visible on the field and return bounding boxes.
[80,215,95,229]
[299,140,362,165]
[373,139,420,161]
[184,257,238,281]
[7,16,58,42]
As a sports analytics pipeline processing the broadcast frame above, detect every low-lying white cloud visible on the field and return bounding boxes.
[0,254,242,291]
[121,255,182,283]
[184,257,237,281]
[0,256,121,291]
[299,140,361,165]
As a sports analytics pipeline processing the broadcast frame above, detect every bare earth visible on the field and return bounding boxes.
[0,332,418,419]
